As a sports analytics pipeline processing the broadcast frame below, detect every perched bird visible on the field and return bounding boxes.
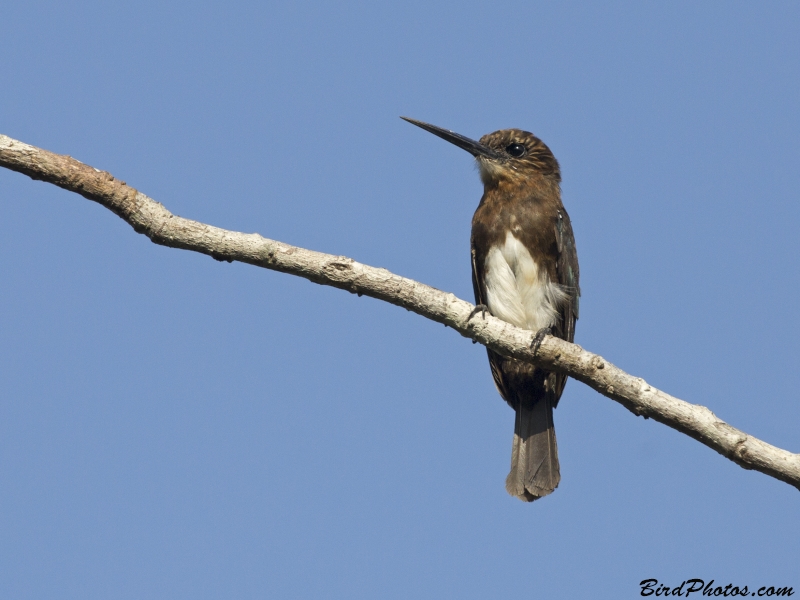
[402,117,580,502]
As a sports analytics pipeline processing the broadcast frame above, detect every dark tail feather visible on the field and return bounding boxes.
[505,396,560,502]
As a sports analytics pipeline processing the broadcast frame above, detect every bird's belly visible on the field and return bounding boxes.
[483,231,566,331]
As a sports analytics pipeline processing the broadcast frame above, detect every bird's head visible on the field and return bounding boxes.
[401,117,560,187]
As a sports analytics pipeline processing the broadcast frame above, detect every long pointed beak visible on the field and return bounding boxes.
[400,117,501,160]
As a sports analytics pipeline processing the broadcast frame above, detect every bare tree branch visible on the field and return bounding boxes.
[2,132,798,491]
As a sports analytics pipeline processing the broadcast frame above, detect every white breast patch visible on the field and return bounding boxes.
[484,231,567,331]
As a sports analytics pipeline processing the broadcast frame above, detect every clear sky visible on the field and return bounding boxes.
[1,2,798,598]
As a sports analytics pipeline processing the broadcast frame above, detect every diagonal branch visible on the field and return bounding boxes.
[1,132,798,491]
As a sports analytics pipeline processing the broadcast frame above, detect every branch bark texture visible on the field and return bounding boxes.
[2,133,798,491]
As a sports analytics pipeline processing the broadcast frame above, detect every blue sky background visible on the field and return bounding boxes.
[1,2,799,598]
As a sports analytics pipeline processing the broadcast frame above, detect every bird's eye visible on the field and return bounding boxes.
[506,143,526,157]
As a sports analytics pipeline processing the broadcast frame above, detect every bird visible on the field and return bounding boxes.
[401,117,580,502]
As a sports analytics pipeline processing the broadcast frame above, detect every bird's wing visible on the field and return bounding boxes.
[551,208,580,404]
[470,239,485,308]
[471,235,514,404]
[554,208,580,338]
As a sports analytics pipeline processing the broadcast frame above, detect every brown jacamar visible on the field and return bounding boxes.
[402,117,580,502]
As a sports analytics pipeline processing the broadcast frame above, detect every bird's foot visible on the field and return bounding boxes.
[468,304,491,343]
[468,304,491,321]
[530,326,553,355]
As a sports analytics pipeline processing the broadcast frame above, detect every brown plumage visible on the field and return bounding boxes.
[472,130,578,501]
[401,118,580,502]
